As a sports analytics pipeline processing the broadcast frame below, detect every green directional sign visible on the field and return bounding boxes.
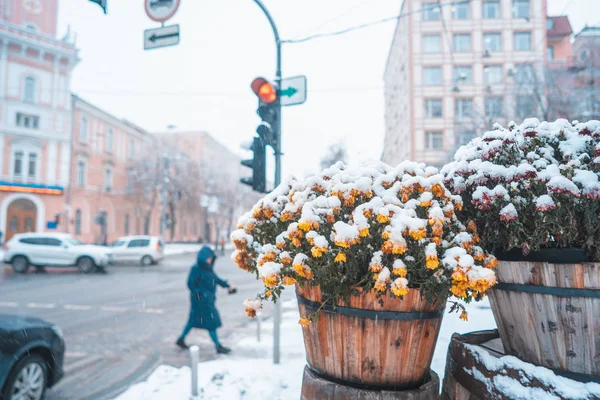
[280,75,307,107]
[280,87,298,98]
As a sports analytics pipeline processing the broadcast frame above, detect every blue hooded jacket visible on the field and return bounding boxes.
[185,246,229,330]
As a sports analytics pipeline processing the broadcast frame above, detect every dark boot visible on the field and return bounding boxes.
[176,338,189,349]
[216,345,231,354]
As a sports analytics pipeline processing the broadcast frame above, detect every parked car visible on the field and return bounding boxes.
[110,236,164,266]
[3,233,113,274]
[0,314,65,400]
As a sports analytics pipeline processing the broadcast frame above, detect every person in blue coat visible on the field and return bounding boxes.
[176,246,237,353]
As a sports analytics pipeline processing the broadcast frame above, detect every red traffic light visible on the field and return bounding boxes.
[251,77,277,104]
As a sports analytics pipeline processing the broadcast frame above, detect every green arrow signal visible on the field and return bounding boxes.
[280,87,298,97]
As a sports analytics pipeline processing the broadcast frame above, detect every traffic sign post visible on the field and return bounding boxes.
[144,0,181,51]
[144,25,180,50]
[280,75,307,107]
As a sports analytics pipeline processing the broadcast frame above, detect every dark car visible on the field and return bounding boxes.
[0,315,64,400]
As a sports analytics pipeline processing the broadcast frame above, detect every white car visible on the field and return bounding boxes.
[110,236,164,266]
[3,233,113,274]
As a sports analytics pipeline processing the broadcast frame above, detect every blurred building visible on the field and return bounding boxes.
[69,96,155,244]
[0,0,77,242]
[153,130,259,245]
[383,0,557,166]
[570,26,600,120]
[0,1,247,244]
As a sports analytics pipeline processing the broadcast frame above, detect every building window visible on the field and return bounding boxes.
[425,99,443,118]
[453,66,473,84]
[516,96,536,118]
[455,98,474,119]
[513,0,530,19]
[423,67,442,85]
[422,3,441,21]
[453,34,471,52]
[126,170,133,195]
[483,33,502,52]
[482,0,500,19]
[514,32,532,51]
[129,139,134,160]
[106,128,113,153]
[485,97,504,117]
[16,113,39,129]
[23,77,35,104]
[27,152,37,179]
[514,63,535,84]
[125,214,130,235]
[79,116,88,143]
[75,209,82,235]
[104,167,112,192]
[456,131,476,146]
[77,160,87,187]
[453,1,469,20]
[426,131,444,150]
[423,34,442,53]
[484,65,503,84]
[13,151,23,177]
[547,45,554,61]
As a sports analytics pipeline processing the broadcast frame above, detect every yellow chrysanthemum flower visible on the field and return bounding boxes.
[282,276,296,286]
[299,317,311,327]
[459,311,468,321]
[334,252,347,263]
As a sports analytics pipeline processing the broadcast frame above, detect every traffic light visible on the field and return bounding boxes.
[89,0,107,13]
[251,77,279,148]
[240,137,266,193]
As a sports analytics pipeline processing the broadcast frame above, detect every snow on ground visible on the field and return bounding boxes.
[114,296,496,399]
[163,244,203,256]
[163,243,235,256]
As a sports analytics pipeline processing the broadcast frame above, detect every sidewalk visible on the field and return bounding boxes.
[113,297,498,399]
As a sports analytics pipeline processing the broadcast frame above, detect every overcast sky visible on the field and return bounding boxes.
[58,0,600,179]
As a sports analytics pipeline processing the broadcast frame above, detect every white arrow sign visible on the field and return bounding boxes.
[144,25,180,50]
[280,75,307,107]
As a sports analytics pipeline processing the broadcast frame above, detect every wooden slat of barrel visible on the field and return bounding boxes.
[488,260,600,375]
[442,330,600,400]
[296,284,445,388]
[301,365,440,400]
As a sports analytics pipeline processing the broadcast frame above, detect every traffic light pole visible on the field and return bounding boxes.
[252,0,282,365]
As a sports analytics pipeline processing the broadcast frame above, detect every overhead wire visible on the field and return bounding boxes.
[281,0,461,44]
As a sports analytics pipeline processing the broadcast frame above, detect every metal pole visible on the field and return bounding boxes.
[256,312,262,342]
[252,0,282,365]
[160,156,170,238]
[189,345,199,398]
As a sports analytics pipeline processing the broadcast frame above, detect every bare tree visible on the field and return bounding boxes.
[320,142,348,170]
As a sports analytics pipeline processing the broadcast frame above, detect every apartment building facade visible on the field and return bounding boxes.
[0,0,77,242]
[383,0,553,167]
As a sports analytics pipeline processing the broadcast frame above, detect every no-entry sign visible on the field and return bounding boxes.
[145,0,180,23]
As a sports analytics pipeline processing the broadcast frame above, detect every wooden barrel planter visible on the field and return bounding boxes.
[296,284,445,390]
[442,329,600,400]
[487,256,600,377]
[301,365,440,400]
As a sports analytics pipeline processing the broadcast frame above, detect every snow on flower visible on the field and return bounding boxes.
[243,298,262,317]
[499,204,518,223]
[547,176,580,197]
[535,195,556,212]
[233,160,497,321]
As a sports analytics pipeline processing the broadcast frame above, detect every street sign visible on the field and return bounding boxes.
[145,0,180,23]
[144,25,180,50]
[280,75,307,107]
